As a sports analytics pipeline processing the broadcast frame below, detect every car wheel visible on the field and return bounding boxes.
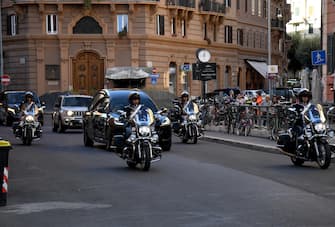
[52,119,57,132]
[84,126,94,147]
[160,139,171,151]
[57,118,65,133]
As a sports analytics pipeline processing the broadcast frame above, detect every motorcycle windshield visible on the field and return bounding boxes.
[306,104,326,123]
[184,101,199,115]
[134,106,154,126]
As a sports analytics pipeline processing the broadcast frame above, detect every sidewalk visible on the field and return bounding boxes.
[202,125,282,155]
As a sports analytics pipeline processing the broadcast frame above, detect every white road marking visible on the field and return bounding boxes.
[1,201,112,215]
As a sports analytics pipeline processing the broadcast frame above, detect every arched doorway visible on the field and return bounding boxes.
[72,52,104,95]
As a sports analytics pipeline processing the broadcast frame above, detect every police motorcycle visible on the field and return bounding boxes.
[171,100,202,144]
[116,104,162,171]
[277,103,332,169]
[14,106,42,145]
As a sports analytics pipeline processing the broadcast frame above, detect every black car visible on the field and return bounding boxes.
[83,89,172,151]
[0,90,45,126]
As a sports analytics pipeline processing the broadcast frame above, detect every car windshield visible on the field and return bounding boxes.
[109,92,158,113]
[7,92,40,105]
[63,97,92,107]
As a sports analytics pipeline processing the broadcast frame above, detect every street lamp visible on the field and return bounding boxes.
[267,0,271,97]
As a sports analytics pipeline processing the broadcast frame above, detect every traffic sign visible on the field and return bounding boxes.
[1,74,10,86]
[150,74,159,85]
[311,50,326,65]
[192,63,216,81]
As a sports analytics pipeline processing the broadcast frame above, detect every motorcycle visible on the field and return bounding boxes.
[119,105,162,171]
[277,103,332,169]
[14,108,42,145]
[173,100,202,144]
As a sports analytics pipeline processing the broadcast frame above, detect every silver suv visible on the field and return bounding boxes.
[52,95,92,133]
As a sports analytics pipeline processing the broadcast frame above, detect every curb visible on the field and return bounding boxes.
[201,135,282,155]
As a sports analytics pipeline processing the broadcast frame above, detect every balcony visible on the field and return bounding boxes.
[199,0,225,14]
[166,0,195,8]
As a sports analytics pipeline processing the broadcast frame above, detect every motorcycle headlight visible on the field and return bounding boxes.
[314,123,326,133]
[25,115,34,122]
[139,126,151,137]
[67,110,74,116]
[161,117,171,127]
[189,115,197,121]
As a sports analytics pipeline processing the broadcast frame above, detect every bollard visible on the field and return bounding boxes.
[0,139,12,206]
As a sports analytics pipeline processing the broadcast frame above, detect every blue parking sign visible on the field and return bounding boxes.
[311,50,326,65]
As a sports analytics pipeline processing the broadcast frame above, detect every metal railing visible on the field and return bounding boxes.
[166,0,196,8]
[199,0,225,14]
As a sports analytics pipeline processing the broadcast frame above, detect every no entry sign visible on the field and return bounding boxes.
[1,75,10,86]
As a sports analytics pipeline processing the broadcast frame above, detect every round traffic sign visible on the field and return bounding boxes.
[1,74,10,86]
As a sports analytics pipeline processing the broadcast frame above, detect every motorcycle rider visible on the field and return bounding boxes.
[292,88,313,156]
[125,92,141,119]
[13,91,40,137]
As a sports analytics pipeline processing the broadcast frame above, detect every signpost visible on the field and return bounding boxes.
[193,48,216,99]
[1,74,10,87]
[311,50,326,66]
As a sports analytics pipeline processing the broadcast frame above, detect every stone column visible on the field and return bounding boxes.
[60,41,69,91]
[36,42,45,95]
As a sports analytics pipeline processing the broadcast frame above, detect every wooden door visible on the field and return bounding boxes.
[73,52,104,95]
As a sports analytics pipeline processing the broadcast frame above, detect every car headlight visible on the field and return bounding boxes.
[67,110,74,116]
[327,129,335,138]
[7,108,15,114]
[25,115,34,122]
[314,123,326,133]
[139,126,151,137]
[189,115,197,121]
[161,117,171,126]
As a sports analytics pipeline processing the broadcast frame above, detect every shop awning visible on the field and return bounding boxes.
[246,60,267,78]
[105,67,150,80]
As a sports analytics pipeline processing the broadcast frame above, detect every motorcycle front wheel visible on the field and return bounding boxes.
[23,127,32,146]
[139,142,151,171]
[316,142,331,169]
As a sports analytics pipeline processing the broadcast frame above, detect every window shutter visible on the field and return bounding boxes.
[327,34,334,73]
[7,16,11,35]
[15,15,19,35]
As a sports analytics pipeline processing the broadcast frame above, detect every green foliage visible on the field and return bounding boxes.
[287,33,321,74]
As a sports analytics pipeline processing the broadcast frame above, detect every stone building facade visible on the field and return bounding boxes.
[1,0,290,97]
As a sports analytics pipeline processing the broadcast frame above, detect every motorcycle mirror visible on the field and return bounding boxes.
[328,106,335,114]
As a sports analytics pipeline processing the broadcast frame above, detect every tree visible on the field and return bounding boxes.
[287,33,321,76]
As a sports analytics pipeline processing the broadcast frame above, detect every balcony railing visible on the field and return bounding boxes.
[271,19,284,29]
[199,0,225,14]
[166,0,196,8]
[13,0,160,3]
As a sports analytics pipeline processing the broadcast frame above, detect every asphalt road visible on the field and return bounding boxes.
[0,116,335,226]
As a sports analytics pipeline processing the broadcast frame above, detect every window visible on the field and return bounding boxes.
[237,0,240,10]
[237,29,244,46]
[203,23,207,40]
[225,0,231,7]
[7,14,17,36]
[251,0,256,15]
[263,0,267,18]
[309,24,313,34]
[258,0,262,16]
[117,14,128,34]
[46,14,58,34]
[171,17,176,36]
[245,0,248,12]
[181,19,186,37]
[224,26,233,43]
[156,15,165,35]
[327,34,335,73]
[213,24,217,42]
[73,16,102,34]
